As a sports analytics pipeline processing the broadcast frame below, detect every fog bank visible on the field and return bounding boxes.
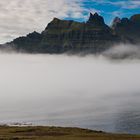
[0,53,139,133]
[103,44,140,59]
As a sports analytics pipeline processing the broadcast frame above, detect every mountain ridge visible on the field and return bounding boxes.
[3,13,140,54]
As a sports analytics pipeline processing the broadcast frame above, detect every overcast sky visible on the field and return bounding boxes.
[0,0,140,43]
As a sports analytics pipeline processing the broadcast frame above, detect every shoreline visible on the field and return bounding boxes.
[0,125,139,140]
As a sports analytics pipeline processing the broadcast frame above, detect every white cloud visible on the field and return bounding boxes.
[2,0,139,44]
[0,0,87,43]
[109,0,140,9]
[91,0,140,9]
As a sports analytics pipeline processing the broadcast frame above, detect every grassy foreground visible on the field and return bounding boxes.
[0,126,139,140]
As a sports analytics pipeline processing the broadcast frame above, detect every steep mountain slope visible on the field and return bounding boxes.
[6,13,120,53]
[40,13,120,53]
[112,14,140,44]
[4,13,140,54]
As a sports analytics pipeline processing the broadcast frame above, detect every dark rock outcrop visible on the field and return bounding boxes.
[9,31,43,52]
[87,13,105,26]
[112,17,121,29]
[5,13,140,54]
[39,13,120,54]
[112,14,140,44]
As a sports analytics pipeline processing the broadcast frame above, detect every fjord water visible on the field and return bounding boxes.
[0,53,140,134]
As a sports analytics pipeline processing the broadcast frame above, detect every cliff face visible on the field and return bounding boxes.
[6,13,140,54]
[39,13,120,53]
[10,31,43,52]
[112,14,140,44]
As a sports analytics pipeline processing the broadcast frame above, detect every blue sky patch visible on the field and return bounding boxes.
[65,0,140,25]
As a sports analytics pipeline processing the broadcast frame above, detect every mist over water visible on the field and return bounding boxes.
[0,48,140,133]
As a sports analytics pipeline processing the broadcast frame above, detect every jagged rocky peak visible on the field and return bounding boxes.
[44,17,74,31]
[130,14,140,23]
[87,12,105,26]
[112,17,130,28]
[27,31,42,39]
[51,17,62,23]
[112,17,121,28]
[6,13,140,54]
[121,18,129,24]
[45,17,61,28]
[112,14,140,27]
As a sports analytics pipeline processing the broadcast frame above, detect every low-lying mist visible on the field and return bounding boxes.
[0,44,140,133]
[103,44,140,59]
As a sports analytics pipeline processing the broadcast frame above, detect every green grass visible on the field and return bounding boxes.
[0,126,139,140]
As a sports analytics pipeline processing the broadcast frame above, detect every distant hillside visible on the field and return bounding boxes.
[2,13,140,54]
